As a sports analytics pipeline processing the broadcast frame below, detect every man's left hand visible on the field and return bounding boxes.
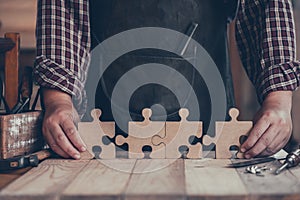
[240,91,293,158]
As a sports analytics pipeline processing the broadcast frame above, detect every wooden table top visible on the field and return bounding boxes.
[0,157,299,200]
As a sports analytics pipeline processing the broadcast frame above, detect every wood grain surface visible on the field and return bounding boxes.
[62,159,136,200]
[0,168,31,190]
[235,160,300,199]
[0,159,88,200]
[290,164,300,179]
[0,158,300,200]
[124,159,185,200]
[185,159,247,200]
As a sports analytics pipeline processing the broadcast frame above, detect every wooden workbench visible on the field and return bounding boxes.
[0,157,300,200]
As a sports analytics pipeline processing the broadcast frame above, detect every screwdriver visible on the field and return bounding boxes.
[275,148,300,175]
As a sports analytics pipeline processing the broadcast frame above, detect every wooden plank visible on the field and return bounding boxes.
[0,159,88,200]
[185,159,247,200]
[288,165,300,200]
[0,167,31,190]
[289,165,300,179]
[0,111,44,159]
[62,159,137,200]
[4,32,19,110]
[235,160,300,199]
[124,159,185,200]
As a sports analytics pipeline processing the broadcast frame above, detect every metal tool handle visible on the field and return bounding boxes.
[275,148,300,175]
[35,149,52,161]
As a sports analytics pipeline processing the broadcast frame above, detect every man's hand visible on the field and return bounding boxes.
[42,89,86,159]
[240,91,293,158]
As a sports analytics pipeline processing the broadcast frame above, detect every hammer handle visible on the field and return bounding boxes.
[34,149,52,161]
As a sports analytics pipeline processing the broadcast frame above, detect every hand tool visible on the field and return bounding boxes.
[275,148,300,175]
[30,87,40,111]
[10,98,30,114]
[10,66,33,114]
[0,149,52,171]
[227,157,276,168]
[0,75,11,113]
[20,66,33,111]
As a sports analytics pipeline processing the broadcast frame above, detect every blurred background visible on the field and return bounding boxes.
[0,0,299,142]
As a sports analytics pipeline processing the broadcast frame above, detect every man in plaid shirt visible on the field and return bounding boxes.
[35,0,300,159]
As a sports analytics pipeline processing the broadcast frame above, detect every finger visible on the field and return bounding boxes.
[49,125,81,159]
[244,125,279,158]
[240,118,270,153]
[61,118,86,152]
[43,128,69,158]
[259,130,290,157]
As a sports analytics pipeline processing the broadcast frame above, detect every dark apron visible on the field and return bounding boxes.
[86,0,237,135]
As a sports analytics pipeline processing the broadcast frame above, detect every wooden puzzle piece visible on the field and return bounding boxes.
[78,109,116,159]
[115,108,165,159]
[202,108,253,159]
[152,108,203,159]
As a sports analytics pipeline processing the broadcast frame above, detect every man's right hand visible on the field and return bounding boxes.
[42,88,86,159]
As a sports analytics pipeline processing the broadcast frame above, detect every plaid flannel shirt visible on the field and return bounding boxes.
[34,0,300,115]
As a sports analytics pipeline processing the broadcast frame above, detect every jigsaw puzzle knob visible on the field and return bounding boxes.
[90,109,102,121]
[229,108,240,121]
[142,108,152,120]
[179,108,189,121]
[115,135,126,146]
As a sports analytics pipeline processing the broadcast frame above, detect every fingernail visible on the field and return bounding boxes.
[81,146,86,152]
[74,154,81,160]
[240,148,246,153]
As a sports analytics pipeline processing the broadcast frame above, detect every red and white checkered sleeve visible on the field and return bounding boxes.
[34,0,91,115]
[235,0,300,103]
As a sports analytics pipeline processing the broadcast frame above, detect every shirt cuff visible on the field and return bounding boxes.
[257,61,300,103]
[34,55,87,117]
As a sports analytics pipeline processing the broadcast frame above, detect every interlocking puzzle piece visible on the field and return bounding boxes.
[115,108,165,159]
[202,108,253,159]
[152,108,203,159]
[78,109,116,159]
